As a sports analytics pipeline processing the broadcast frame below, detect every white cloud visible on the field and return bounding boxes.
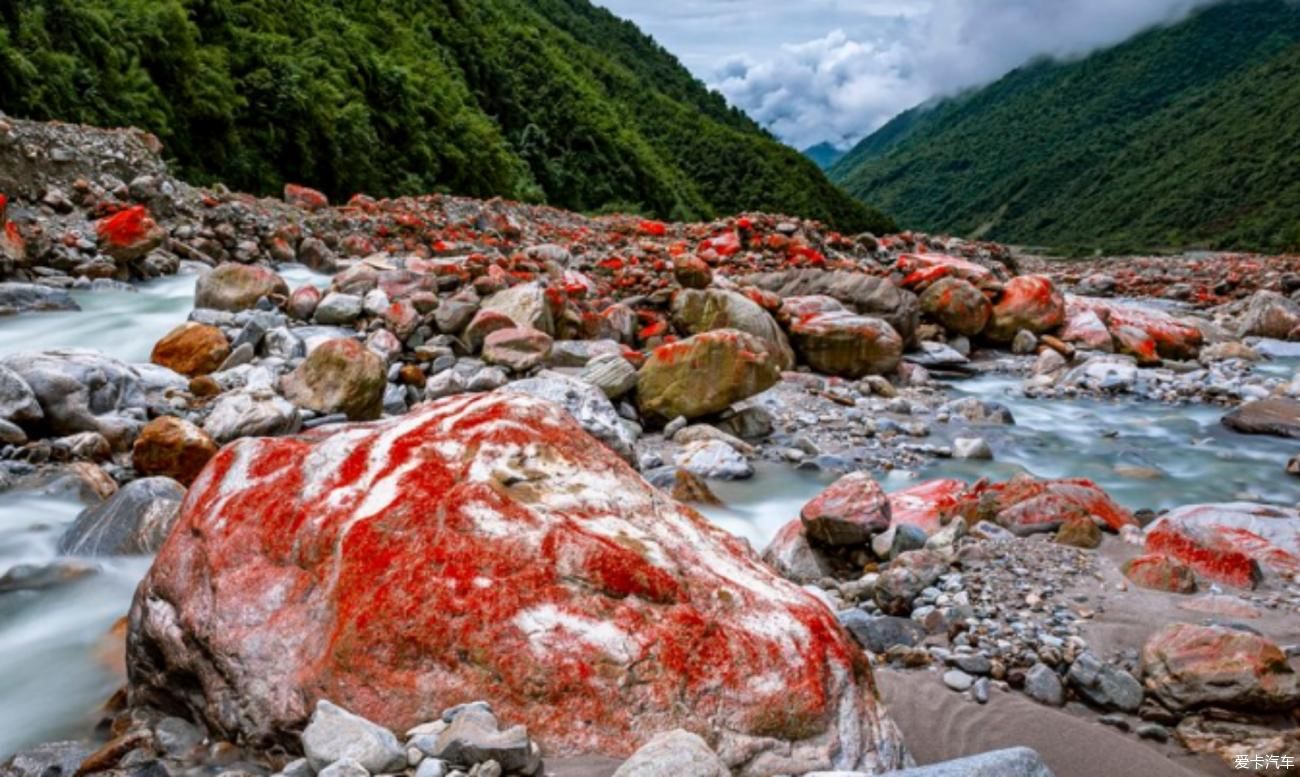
[599,0,1228,149]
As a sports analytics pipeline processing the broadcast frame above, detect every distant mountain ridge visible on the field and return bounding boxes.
[830,0,1300,252]
[0,0,892,233]
[802,142,845,170]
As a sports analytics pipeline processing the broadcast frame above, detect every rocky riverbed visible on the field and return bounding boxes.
[0,114,1297,777]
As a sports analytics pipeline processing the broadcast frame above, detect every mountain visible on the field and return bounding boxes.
[803,142,845,170]
[830,0,1300,253]
[0,0,892,234]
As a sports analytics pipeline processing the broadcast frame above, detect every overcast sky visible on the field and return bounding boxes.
[598,0,1226,150]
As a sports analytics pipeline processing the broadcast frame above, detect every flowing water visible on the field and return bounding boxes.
[0,264,331,757]
[0,271,1296,757]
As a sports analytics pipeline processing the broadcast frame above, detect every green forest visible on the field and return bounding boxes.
[830,0,1300,253]
[0,0,893,233]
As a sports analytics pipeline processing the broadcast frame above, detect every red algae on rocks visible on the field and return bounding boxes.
[126,393,907,775]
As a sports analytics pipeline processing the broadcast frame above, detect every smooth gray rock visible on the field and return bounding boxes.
[313,293,364,325]
[580,353,638,399]
[952,437,993,460]
[57,477,185,556]
[303,701,405,774]
[883,747,1054,777]
[202,389,300,443]
[427,707,540,775]
[0,349,145,448]
[503,371,636,462]
[610,730,728,777]
[0,364,41,423]
[838,611,927,653]
[0,740,93,777]
[317,759,369,777]
[943,669,975,692]
[1066,651,1143,712]
[1024,663,1065,707]
[0,282,79,315]
[675,439,752,480]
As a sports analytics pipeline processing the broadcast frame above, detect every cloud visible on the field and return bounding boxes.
[600,0,1228,150]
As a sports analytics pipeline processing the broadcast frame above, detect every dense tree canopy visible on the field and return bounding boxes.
[0,0,893,234]
[831,0,1300,253]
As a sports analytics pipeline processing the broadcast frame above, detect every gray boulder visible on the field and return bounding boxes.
[302,701,406,774]
[503,372,635,462]
[580,353,638,399]
[0,349,145,449]
[877,747,1053,777]
[57,477,185,556]
[1066,651,1143,712]
[838,611,927,653]
[610,730,728,777]
[0,364,42,423]
[425,706,540,775]
[202,389,300,443]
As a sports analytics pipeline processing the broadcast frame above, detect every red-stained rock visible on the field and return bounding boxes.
[288,285,322,321]
[283,183,329,212]
[788,312,903,378]
[132,416,219,486]
[985,275,1066,342]
[1144,503,1300,588]
[637,330,781,421]
[1059,308,1114,352]
[775,296,845,327]
[196,264,289,312]
[281,338,385,421]
[0,193,25,267]
[482,327,553,372]
[96,206,165,263]
[800,472,891,546]
[918,277,992,336]
[126,394,907,774]
[950,476,1136,535]
[464,309,518,354]
[1121,553,1198,594]
[897,253,996,289]
[1068,296,1202,360]
[150,322,231,377]
[887,479,969,535]
[1111,324,1161,366]
[381,299,420,340]
[1140,623,1300,713]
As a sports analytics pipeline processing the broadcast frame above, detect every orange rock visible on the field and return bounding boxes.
[151,322,231,377]
[132,415,219,486]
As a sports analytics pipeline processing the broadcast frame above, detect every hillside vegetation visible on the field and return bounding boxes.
[831,0,1300,252]
[0,0,893,233]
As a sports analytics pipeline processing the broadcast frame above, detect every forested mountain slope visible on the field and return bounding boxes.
[0,0,892,232]
[830,0,1300,252]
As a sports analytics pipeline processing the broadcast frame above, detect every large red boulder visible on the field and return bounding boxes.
[985,275,1066,342]
[284,183,329,211]
[126,394,907,774]
[949,476,1136,535]
[1144,503,1300,589]
[1121,553,1198,594]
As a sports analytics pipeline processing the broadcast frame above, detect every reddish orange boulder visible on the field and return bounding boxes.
[132,416,219,486]
[150,322,231,377]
